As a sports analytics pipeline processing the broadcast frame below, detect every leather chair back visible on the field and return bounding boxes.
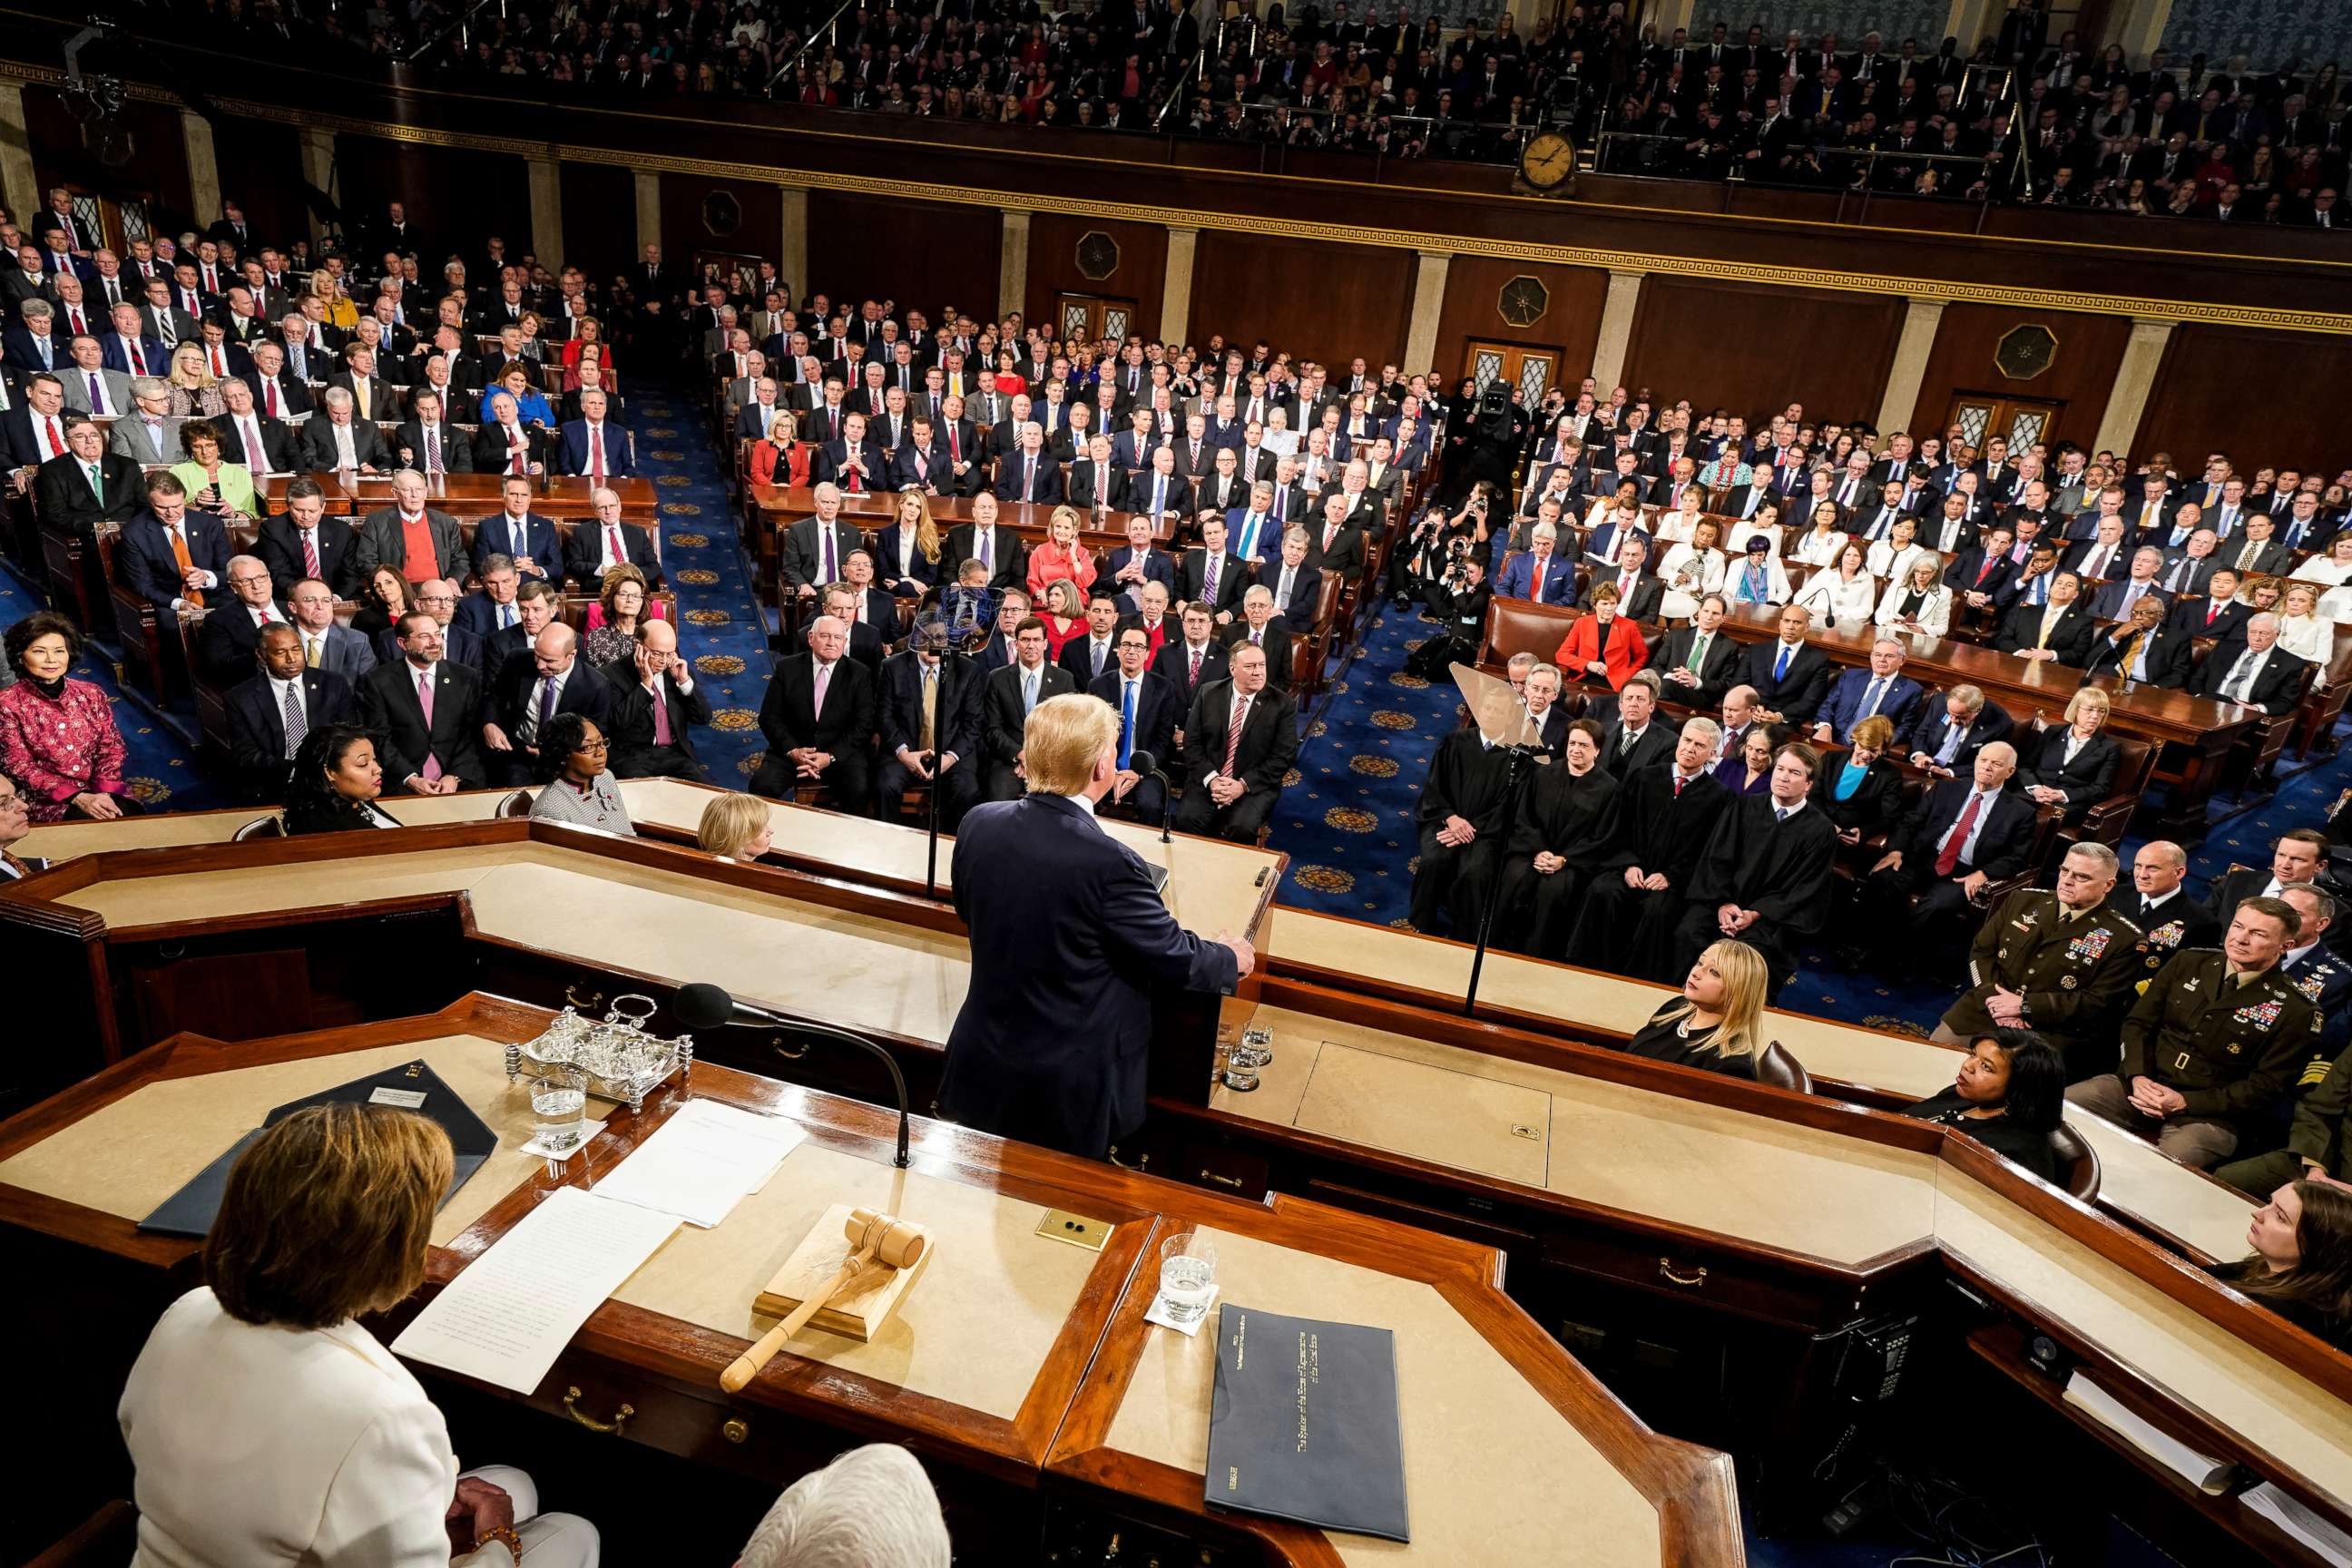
[2050,1120,2101,1202]
[1754,1040,1812,1094]
[230,814,285,841]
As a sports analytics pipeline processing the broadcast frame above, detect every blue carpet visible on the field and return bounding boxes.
[1269,601,2352,1032]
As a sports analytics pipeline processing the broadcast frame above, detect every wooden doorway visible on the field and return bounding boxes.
[59,184,156,255]
[1947,392,2063,456]
[1465,339,1562,412]
[1056,292,1139,346]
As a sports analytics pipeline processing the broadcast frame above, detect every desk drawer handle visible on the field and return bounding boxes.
[770,1036,810,1062]
[721,1418,750,1445]
[564,985,604,1011]
[562,1387,632,1436]
[1198,1170,1243,1190]
[1657,1259,1709,1288]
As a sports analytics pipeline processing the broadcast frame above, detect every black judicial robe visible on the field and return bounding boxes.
[1656,796,1840,984]
[1564,765,1730,973]
[1489,761,1620,960]
[1407,727,1523,935]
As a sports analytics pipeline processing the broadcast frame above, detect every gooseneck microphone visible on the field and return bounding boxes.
[671,983,912,1168]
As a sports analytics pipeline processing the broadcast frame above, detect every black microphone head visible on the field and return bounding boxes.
[1128,750,1159,776]
[671,982,734,1031]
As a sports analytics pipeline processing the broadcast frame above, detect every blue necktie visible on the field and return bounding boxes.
[1022,670,1037,713]
[1774,644,1790,682]
[1119,681,1136,769]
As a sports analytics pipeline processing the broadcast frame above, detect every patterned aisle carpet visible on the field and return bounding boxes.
[626,388,776,785]
[1269,601,2352,1034]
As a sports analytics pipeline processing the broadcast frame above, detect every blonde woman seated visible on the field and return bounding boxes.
[1788,502,1851,568]
[2291,533,2352,593]
[1024,505,1096,604]
[1793,541,1877,623]
[2276,581,2337,664]
[1875,553,1951,637]
[119,1104,600,1567]
[1656,518,1727,621]
[1619,939,1769,1079]
[166,340,227,418]
[1865,514,1929,585]
[697,791,776,863]
[1651,488,1708,546]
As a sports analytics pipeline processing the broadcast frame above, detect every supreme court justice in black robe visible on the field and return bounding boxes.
[1485,720,1619,959]
[1651,741,1838,988]
[1563,720,1731,974]
[1407,720,1522,935]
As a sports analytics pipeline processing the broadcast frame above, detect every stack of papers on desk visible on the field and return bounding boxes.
[592,1097,806,1229]
[2062,1372,2238,1494]
[391,1185,680,1395]
[2243,1484,2352,1566]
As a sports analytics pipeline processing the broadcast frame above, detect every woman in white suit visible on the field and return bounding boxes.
[1874,553,1954,638]
[119,1104,600,1568]
[1656,517,1728,620]
[1865,514,1930,586]
[1793,541,1878,623]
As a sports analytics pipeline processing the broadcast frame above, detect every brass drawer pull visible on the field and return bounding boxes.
[564,985,604,1011]
[561,1387,632,1435]
[770,1035,810,1062]
[1199,1170,1244,1190]
[1657,1259,1709,1288]
[721,1418,750,1445]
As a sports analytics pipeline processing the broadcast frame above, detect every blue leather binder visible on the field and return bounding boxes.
[1204,1303,1408,1542]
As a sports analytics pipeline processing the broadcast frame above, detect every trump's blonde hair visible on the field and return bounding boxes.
[1023,693,1119,796]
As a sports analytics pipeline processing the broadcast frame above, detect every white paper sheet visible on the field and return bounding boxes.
[2243,1482,2352,1566]
[2062,1372,2237,1494]
[391,1185,678,1395]
[590,1097,807,1229]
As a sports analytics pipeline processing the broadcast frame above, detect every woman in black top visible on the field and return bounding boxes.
[2020,688,2121,825]
[1812,713,1904,843]
[1902,1029,2066,1184]
[1623,938,1769,1080]
[283,725,405,834]
[2210,1180,2352,1348]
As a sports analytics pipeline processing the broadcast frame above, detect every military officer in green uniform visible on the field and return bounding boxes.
[1935,843,2144,1079]
[2064,895,2321,1170]
[2213,1044,2352,1198]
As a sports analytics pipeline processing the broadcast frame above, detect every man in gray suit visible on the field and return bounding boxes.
[57,335,132,416]
[286,577,378,681]
[107,377,185,463]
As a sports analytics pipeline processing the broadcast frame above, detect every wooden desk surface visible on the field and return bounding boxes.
[1265,906,2258,1263]
[0,996,1729,1567]
[751,485,1169,545]
[260,473,660,524]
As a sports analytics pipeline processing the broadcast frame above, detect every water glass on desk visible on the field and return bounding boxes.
[1158,1232,1218,1328]
[530,1064,589,1163]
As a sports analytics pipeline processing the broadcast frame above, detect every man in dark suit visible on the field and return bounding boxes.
[936,689,1248,1161]
[813,410,885,495]
[1174,642,1299,843]
[284,578,377,684]
[322,345,396,426]
[557,388,636,478]
[980,617,1080,801]
[1737,603,1833,725]
[1647,593,1741,708]
[471,476,564,582]
[601,620,712,781]
[451,555,528,642]
[226,625,358,803]
[875,632,982,827]
[482,623,616,786]
[1261,527,1323,627]
[2201,829,2328,937]
[1089,627,1180,822]
[1218,586,1296,691]
[1563,722,1733,975]
[1590,673,1678,778]
[1058,591,1126,689]
[1153,604,1229,759]
[211,377,298,473]
[33,419,142,541]
[991,424,1065,505]
[1307,493,1370,583]
[394,387,475,476]
[116,473,231,613]
[2118,840,2221,962]
[1065,435,1127,512]
[780,486,868,603]
[2085,595,2198,689]
[299,388,393,473]
[2190,615,2307,715]
[944,492,1026,591]
[359,611,487,792]
[256,479,359,599]
[1127,445,1192,522]
[1851,741,2036,983]
[749,615,876,809]
[562,487,666,589]
[1178,516,1248,622]
[2169,568,2249,642]
[194,554,296,685]
[1904,684,2015,776]
[241,341,313,420]
[1994,569,2097,666]
[1809,638,1926,744]
[1579,535,1664,621]
[1101,514,1179,612]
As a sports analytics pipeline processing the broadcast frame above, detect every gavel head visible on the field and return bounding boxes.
[845,1206,929,1269]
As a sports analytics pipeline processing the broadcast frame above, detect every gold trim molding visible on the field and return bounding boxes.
[8,58,2346,338]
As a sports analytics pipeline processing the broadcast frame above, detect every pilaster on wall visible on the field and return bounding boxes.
[2112,0,2176,63]
[1161,225,1199,346]
[1877,297,1949,436]
[0,82,32,223]
[633,170,662,261]
[181,113,221,230]
[2093,318,2177,457]
[779,186,808,294]
[1590,268,1646,390]
[1401,250,1453,375]
[525,156,562,271]
[298,127,335,247]
[999,211,1031,323]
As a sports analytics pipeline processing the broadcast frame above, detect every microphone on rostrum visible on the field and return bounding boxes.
[672,983,912,1168]
[1126,749,1175,843]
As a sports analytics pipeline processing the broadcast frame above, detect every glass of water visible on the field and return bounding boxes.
[530,1065,588,1157]
[1157,1232,1218,1327]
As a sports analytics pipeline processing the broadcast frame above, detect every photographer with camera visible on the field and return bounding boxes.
[1388,488,1493,612]
[1406,532,1494,681]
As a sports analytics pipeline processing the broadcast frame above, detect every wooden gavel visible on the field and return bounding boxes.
[720,1207,927,1394]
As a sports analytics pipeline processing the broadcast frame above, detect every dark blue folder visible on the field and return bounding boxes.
[1204,1303,1408,1542]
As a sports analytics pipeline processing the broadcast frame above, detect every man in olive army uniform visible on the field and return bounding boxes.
[2064,895,2321,1170]
[1934,843,2143,1080]
[2213,1043,2352,1198]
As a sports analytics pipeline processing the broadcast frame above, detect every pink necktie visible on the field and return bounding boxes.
[606,524,625,567]
[811,662,830,720]
[652,681,673,746]
[416,672,443,780]
[589,426,605,479]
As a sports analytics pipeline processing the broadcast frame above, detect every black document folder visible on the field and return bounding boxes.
[1204,1303,1408,1542]
[138,1060,496,1237]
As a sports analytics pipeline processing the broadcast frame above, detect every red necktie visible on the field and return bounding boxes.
[211,346,226,377]
[1673,774,1684,797]
[67,308,83,335]
[302,530,320,578]
[589,426,605,479]
[1190,647,1201,683]
[127,341,145,374]
[948,425,960,463]
[43,416,64,457]
[606,524,626,566]
[265,380,279,417]
[1934,792,1984,877]
[1224,696,1249,774]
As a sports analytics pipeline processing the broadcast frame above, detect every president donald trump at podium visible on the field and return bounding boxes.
[938,693,1254,1159]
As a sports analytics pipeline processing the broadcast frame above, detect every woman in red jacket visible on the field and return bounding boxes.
[1553,581,1651,692]
[748,412,812,488]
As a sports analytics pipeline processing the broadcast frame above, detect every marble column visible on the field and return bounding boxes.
[779,186,808,293]
[181,113,221,230]
[1588,268,1645,389]
[1399,250,1453,377]
[0,83,34,228]
[998,211,1031,323]
[299,128,336,247]
[525,156,562,271]
[2092,318,2178,457]
[633,170,662,261]
[1161,225,1199,346]
[1874,297,1949,436]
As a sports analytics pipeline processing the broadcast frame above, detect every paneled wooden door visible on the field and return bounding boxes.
[62,184,155,254]
[1465,340,1562,412]
[1057,293,1139,345]
[1947,393,2063,456]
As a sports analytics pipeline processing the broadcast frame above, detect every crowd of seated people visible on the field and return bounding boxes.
[123,0,2347,220]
